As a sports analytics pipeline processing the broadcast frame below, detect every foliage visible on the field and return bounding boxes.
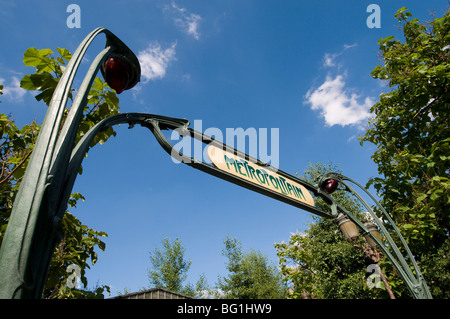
[216,236,288,299]
[276,220,378,299]
[147,235,209,298]
[43,209,109,299]
[276,162,386,299]
[20,47,120,146]
[1,45,122,298]
[420,237,450,298]
[360,7,450,298]
[0,114,40,246]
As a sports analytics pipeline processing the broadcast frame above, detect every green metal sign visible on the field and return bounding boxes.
[206,144,315,207]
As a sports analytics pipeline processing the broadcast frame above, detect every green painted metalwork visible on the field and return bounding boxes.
[0,28,432,299]
[0,28,140,299]
[53,111,434,299]
[316,173,433,299]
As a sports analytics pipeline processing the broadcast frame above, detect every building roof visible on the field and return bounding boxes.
[112,287,194,299]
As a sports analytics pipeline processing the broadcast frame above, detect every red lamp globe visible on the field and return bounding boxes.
[103,57,131,94]
[323,179,339,194]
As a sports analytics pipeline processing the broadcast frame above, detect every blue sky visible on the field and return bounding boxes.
[1,1,448,296]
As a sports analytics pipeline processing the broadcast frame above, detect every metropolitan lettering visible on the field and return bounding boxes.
[206,144,315,207]
[224,155,307,201]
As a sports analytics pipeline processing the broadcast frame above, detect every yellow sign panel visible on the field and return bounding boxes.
[206,145,315,207]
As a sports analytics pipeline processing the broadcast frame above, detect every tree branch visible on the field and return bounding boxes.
[0,149,33,185]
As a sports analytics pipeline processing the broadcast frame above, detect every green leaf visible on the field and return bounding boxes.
[417,65,428,74]
[105,91,120,109]
[430,189,443,201]
[56,47,72,63]
[23,47,53,67]
[56,57,65,65]
[417,194,427,203]
[98,241,106,251]
[20,75,38,91]
[90,77,105,92]
[35,88,54,105]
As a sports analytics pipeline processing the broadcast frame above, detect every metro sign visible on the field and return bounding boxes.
[206,144,315,207]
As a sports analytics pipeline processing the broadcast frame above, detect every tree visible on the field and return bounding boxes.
[360,7,450,298]
[0,112,109,299]
[216,236,287,299]
[0,115,40,239]
[1,45,121,298]
[42,207,108,299]
[275,162,387,299]
[147,235,209,298]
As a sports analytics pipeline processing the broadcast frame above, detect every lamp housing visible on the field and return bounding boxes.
[336,213,359,242]
[364,222,382,249]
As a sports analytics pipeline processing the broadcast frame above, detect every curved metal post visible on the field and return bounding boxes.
[0,28,140,299]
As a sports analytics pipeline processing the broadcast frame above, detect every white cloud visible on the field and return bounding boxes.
[0,76,27,102]
[305,75,373,128]
[323,53,337,67]
[343,43,358,50]
[322,43,357,68]
[170,1,202,40]
[137,42,177,83]
[306,43,373,128]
